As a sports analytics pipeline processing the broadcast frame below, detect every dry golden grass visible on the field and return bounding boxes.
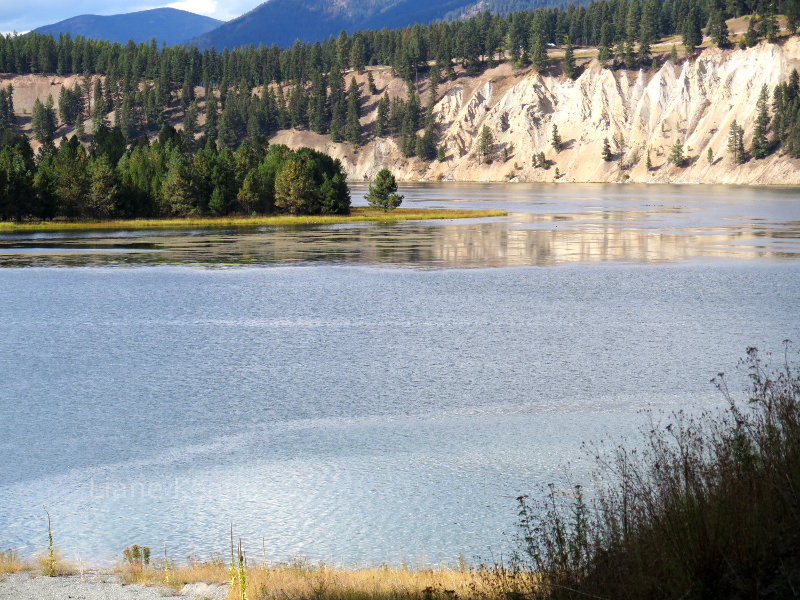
[117,560,490,600]
[0,549,28,575]
[37,550,76,577]
[0,208,508,233]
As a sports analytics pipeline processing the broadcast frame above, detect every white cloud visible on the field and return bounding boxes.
[166,0,250,20]
[166,0,217,17]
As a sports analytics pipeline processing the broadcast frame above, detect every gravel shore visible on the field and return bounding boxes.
[0,571,227,600]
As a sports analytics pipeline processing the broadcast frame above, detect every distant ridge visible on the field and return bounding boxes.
[189,0,574,50]
[33,8,223,46]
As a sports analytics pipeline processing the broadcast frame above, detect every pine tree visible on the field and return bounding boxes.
[0,85,14,131]
[670,44,679,63]
[309,76,328,135]
[367,71,377,95]
[759,3,779,43]
[429,66,440,105]
[418,125,437,161]
[638,0,656,64]
[744,18,759,47]
[91,80,107,132]
[289,84,308,129]
[646,150,653,170]
[669,140,685,166]
[551,124,562,152]
[563,35,577,80]
[160,152,196,216]
[344,77,361,146]
[602,137,613,161]
[598,23,612,67]
[728,120,746,163]
[530,34,547,73]
[400,109,416,157]
[330,102,343,143]
[707,147,714,163]
[682,5,703,56]
[205,91,218,138]
[751,84,771,159]
[87,155,118,218]
[32,96,57,142]
[708,9,732,48]
[478,125,494,162]
[274,158,317,215]
[788,0,800,34]
[366,168,403,211]
[375,93,389,138]
[184,100,198,143]
[74,113,85,141]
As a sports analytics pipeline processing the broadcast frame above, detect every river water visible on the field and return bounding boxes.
[1,183,799,566]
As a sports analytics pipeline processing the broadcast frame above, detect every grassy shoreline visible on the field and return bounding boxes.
[0,208,507,233]
[2,555,487,600]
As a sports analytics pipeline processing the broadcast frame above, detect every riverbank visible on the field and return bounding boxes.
[0,561,481,600]
[0,207,507,233]
[0,571,186,600]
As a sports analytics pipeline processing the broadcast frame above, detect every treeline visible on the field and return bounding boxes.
[726,69,800,163]
[3,0,798,84]
[1,0,794,157]
[0,127,350,221]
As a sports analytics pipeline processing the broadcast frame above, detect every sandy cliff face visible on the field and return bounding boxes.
[272,39,800,184]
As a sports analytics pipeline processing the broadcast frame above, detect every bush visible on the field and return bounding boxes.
[489,344,800,600]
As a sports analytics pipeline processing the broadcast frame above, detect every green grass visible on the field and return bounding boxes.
[0,207,507,233]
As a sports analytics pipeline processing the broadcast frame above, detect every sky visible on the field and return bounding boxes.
[0,0,258,34]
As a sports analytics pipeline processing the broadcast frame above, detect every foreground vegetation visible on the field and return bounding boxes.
[0,207,507,232]
[118,558,483,600]
[492,344,800,599]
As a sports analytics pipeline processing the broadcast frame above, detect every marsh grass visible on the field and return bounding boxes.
[0,208,507,233]
[488,343,800,600]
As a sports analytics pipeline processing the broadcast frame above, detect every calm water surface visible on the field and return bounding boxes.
[1,183,799,565]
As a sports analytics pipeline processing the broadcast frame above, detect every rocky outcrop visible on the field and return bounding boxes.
[272,38,800,184]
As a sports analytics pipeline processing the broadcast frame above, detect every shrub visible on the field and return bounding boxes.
[490,344,800,600]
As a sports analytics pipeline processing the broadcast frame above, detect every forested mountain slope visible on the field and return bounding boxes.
[33,8,222,46]
[189,0,578,49]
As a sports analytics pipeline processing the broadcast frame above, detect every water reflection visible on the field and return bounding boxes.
[1,183,798,267]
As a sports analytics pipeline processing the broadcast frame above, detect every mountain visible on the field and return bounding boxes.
[33,8,223,46]
[189,0,565,50]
